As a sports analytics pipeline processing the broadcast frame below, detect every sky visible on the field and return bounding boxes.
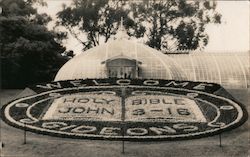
[37,0,250,54]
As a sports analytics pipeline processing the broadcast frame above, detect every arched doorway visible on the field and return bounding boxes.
[105,58,139,79]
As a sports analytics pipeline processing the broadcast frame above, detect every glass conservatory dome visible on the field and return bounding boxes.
[55,39,188,81]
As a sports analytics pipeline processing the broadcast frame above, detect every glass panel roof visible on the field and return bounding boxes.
[55,39,249,89]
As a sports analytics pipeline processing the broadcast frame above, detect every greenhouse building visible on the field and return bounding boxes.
[55,39,249,89]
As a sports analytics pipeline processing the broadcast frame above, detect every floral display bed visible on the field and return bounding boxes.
[1,79,248,141]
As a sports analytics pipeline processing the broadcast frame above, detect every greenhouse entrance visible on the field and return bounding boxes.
[108,66,135,78]
[105,57,139,79]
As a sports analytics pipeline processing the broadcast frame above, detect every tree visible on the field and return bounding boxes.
[0,0,68,88]
[57,0,221,52]
[132,0,221,51]
[57,0,145,51]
